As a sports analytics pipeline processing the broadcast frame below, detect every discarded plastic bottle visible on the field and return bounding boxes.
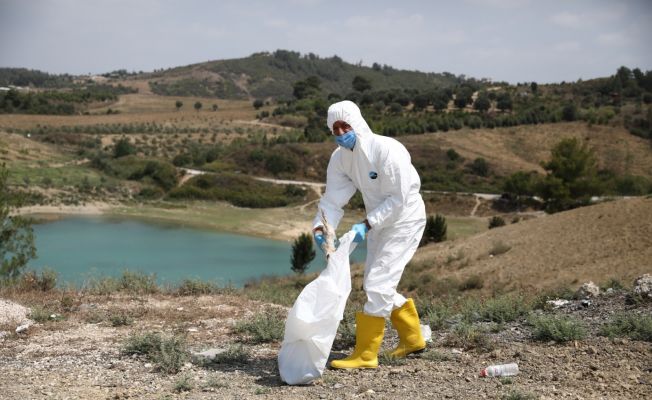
[480,363,519,377]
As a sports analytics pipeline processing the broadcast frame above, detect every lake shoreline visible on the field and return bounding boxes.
[17,200,325,243]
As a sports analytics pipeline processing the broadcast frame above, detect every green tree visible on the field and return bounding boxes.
[420,214,447,246]
[496,92,513,111]
[293,76,321,99]
[562,103,577,121]
[352,75,372,92]
[212,104,218,112]
[503,171,535,197]
[253,99,264,109]
[175,100,183,111]
[291,232,315,274]
[474,93,491,112]
[470,158,490,177]
[530,82,538,94]
[536,138,603,212]
[454,87,473,109]
[0,164,36,281]
[113,137,136,158]
[194,101,202,112]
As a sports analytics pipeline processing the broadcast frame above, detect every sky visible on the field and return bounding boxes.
[1,0,651,83]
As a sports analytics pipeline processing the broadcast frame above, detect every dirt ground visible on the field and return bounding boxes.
[413,197,652,295]
[0,289,650,400]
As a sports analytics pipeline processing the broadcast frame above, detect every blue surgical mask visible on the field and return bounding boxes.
[335,130,356,150]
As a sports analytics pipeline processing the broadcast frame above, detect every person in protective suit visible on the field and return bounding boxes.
[312,100,427,369]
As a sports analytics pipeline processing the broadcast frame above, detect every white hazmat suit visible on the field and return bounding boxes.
[313,101,426,318]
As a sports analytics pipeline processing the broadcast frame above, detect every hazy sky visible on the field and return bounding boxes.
[1,0,651,83]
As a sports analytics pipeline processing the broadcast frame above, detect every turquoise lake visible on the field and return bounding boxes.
[30,216,366,287]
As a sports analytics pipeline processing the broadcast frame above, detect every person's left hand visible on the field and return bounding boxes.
[351,222,368,243]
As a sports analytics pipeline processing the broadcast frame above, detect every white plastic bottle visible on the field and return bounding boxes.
[480,363,519,377]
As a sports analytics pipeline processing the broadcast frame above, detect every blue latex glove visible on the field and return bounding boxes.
[313,230,326,252]
[351,222,368,243]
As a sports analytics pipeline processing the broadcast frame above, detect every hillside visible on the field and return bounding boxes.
[408,197,652,296]
[127,50,468,99]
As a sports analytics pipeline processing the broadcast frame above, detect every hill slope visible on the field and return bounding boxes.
[411,197,652,294]
[135,50,467,99]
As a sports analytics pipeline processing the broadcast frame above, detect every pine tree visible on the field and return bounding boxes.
[0,164,36,281]
[420,214,447,246]
[291,232,315,274]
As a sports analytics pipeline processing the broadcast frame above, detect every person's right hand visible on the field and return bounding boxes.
[313,230,326,253]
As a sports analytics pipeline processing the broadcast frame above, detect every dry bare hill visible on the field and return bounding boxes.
[411,197,652,295]
[402,122,652,178]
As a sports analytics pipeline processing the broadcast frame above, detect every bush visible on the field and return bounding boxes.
[205,344,250,365]
[18,268,57,291]
[122,332,188,374]
[599,313,652,342]
[443,322,495,352]
[176,279,219,296]
[234,308,285,343]
[119,270,158,294]
[459,275,484,291]
[488,216,506,229]
[113,137,136,158]
[529,315,587,343]
[489,240,511,255]
[417,300,452,331]
[168,173,304,208]
[173,375,193,393]
[470,158,490,177]
[469,294,531,324]
[110,312,133,327]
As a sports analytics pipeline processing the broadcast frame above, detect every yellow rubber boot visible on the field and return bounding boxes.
[330,312,385,369]
[388,298,426,358]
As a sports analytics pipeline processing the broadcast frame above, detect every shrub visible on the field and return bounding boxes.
[488,216,506,229]
[471,294,531,324]
[113,137,136,158]
[489,240,511,255]
[470,158,490,177]
[168,173,304,208]
[459,275,484,291]
[234,308,285,343]
[529,315,587,343]
[443,322,495,352]
[207,344,250,365]
[599,313,652,342]
[417,300,452,331]
[176,279,219,296]
[109,311,133,327]
[29,305,55,323]
[119,270,158,294]
[379,352,407,366]
[421,349,451,362]
[173,375,193,393]
[19,268,57,291]
[122,332,188,374]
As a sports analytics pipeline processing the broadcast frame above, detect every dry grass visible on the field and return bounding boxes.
[401,122,652,177]
[412,197,652,295]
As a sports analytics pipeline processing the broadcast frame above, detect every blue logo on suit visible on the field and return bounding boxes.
[369,171,378,179]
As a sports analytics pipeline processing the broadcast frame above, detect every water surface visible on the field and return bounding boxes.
[30,216,366,287]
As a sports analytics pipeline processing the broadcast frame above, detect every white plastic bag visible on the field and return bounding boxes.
[278,231,357,385]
